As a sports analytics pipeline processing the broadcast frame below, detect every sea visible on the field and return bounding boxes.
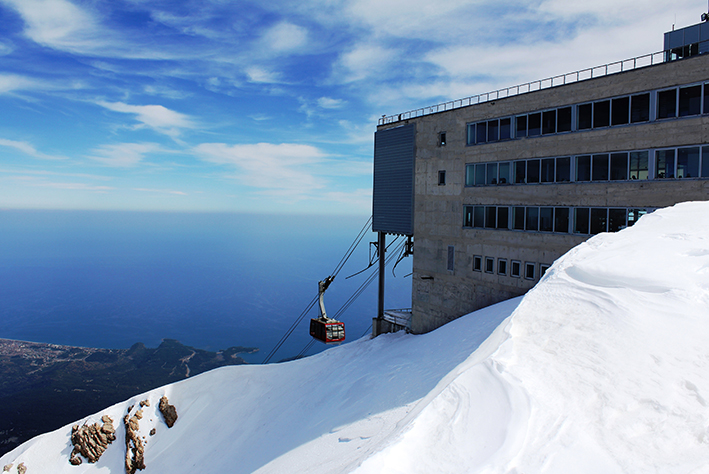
[0,210,412,363]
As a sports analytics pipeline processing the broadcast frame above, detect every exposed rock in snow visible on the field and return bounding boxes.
[158,397,178,428]
[68,415,116,465]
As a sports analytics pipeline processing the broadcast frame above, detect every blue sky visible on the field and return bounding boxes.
[0,0,702,214]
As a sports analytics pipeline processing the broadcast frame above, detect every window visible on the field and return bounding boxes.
[610,152,628,180]
[540,207,554,232]
[608,208,627,232]
[439,132,447,146]
[486,163,498,185]
[500,118,512,140]
[514,160,526,183]
[447,246,455,272]
[679,85,701,117]
[704,83,709,115]
[655,149,676,178]
[593,100,610,128]
[498,162,511,184]
[627,209,647,227]
[525,262,536,280]
[516,115,527,138]
[476,122,487,143]
[488,120,499,142]
[629,151,649,180]
[528,113,541,136]
[657,89,677,119]
[485,206,497,228]
[703,146,709,178]
[554,207,569,233]
[438,170,446,185]
[527,159,540,184]
[541,158,555,183]
[611,97,629,125]
[526,207,539,231]
[485,257,494,273]
[511,260,521,278]
[468,118,512,145]
[630,93,650,123]
[540,264,550,278]
[474,206,485,227]
[578,103,592,130]
[464,206,473,227]
[592,154,609,181]
[590,208,608,234]
[473,255,482,272]
[542,110,556,134]
[574,208,590,234]
[498,259,508,276]
[556,157,571,182]
[513,207,525,230]
[474,163,485,185]
[497,207,509,230]
[465,164,475,186]
[576,155,591,182]
[557,107,572,132]
[677,147,700,178]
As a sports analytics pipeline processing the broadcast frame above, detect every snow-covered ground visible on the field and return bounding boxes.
[3,201,709,473]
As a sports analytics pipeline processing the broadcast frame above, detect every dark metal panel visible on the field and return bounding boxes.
[372,124,415,235]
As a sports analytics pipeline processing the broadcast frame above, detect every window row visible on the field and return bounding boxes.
[463,205,650,235]
[464,146,709,186]
[466,82,709,146]
[473,255,550,280]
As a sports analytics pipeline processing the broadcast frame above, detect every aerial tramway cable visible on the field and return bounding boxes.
[261,216,372,364]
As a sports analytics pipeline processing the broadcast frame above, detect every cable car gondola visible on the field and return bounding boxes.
[309,276,345,344]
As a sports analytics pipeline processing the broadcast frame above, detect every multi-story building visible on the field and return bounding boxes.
[372,19,709,335]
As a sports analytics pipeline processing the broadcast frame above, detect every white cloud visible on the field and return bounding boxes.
[317,97,346,109]
[245,67,281,84]
[262,22,308,53]
[333,43,398,83]
[133,188,188,196]
[96,101,195,138]
[0,138,65,160]
[88,143,162,167]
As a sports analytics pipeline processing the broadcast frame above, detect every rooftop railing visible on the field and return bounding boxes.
[378,47,681,126]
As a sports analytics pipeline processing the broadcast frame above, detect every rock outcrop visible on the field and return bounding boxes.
[123,404,146,474]
[158,396,178,428]
[68,416,116,465]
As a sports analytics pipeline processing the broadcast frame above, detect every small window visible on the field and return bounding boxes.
[557,107,572,132]
[539,264,550,278]
[540,158,555,183]
[574,208,590,234]
[497,207,509,230]
[439,132,447,146]
[630,93,650,123]
[591,154,609,181]
[593,100,610,128]
[542,110,556,134]
[527,159,540,184]
[473,255,482,272]
[554,207,569,233]
[611,97,629,125]
[510,260,521,278]
[577,103,592,130]
[526,207,539,231]
[556,157,571,182]
[463,206,473,227]
[485,257,494,273]
[514,160,526,184]
[447,246,455,272]
[539,207,553,232]
[485,206,497,228]
[525,262,536,280]
[513,207,525,230]
[474,163,486,185]
[466,124,475,145]
[657,89,677,119]
[655,149,675,179]
[627,209,647,227]
[500,118,512,140]
[473,206,485,228]
[702,146,709,177]
[516,115,527,138]
[438,170,446,185]
[608,208,627,232]
[576,155,591,182]
[704,83,709,115]
[590,208,608,234]
[528,113,541,136]
[629,151,649,180]
[677,147,700,178]
[498,162,511,185]
[497,259,508,276]
[465,164,475,186]
[610,152,628,180]
[476,122,487,143]
[679,85,701,117]
[486,163,498,185]
[487,120,499,142]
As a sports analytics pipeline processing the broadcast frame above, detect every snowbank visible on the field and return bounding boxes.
[3,201,709,474]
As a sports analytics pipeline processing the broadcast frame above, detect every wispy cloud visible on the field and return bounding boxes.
[133,188,188,196]
[317,97,347,109]
[87,143,162,167]
[0,138,66,160]
[261,22,309,54]
[96,102,196,138]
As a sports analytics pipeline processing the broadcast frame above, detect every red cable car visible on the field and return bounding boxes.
[309,276,345,344]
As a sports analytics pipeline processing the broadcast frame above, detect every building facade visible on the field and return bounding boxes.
[372,21,709,334]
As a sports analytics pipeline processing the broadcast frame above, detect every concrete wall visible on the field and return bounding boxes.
[378,54,709,334]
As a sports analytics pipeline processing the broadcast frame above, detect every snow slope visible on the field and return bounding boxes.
[3,201,709,473]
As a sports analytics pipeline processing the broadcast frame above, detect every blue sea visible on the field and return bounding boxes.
[0,211,412,363]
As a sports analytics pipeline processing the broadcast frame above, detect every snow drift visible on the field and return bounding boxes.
[3,201,709,473]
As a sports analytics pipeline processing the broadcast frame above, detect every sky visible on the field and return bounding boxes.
[0,0,704,214]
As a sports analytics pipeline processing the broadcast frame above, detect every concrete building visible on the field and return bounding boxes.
[372,20,709,335]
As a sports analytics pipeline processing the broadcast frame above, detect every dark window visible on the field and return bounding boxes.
[486,163,498,185]
[485,206,497,228]
[542,110,556,134]
[439,132,447,146]
[488,120,499,142]
[497,207,509,229]
[679,85,702,117]
[464,206,473,227]
[513,207,525,230]
[574,208,590,234]
[465,164,475,186]
[485,257,494,273]
[657,89,677,119]
[498,259,507,276]
[500,118,511,140]
[541,158,555,183]
[578,103,592,130]
[630,93,650,123]
[473,255,482,272]
[498,162,511,185]
[474,206,485,227]
[476,122,487,143]
[556,157,571,182]
[525,262,535,280]
[554,207,569,233]
[611,97,629,125]
[703,146,709,177]
[557,107,572,132]
[592,154,609,181]
[511,261,521,278]
[540,264,550,277]
[466,124,475,145]
[590,208,608,234]
[447,246,455,272]
[627,209,647,227]
[475,163,486,185]
[514,160,526,183]
[610,153,628,180]
[516,115,527,138]
[576,155,591,181]
[677,147,700,178]
[527,159,540,183]
[608,208,627,232]
[629,151,649,180]
[528,113,541,136]
[526,207,539,231]
[438,170,446,185]
[539,207,553,232]
[655,149,675,179]
[704,83,709,115]
[593,100,610,128]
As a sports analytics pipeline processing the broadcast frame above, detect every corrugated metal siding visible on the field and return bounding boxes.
[372,124,415,235]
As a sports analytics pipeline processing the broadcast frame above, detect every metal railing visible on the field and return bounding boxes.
[383,308,412,329]
[378,49,674,126]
